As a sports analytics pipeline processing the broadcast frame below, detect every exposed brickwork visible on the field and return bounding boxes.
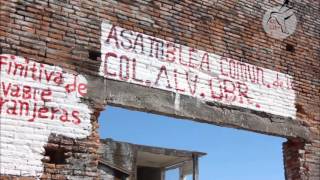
[283,139,320,180]
[0,0,319,179]
[41,134,100,180]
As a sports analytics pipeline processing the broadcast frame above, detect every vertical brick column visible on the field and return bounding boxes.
[283,139,320,180]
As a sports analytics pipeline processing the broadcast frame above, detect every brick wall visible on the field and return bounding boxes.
[0,0,319,179]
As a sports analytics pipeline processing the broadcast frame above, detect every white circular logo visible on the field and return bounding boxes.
[262,5,297,39]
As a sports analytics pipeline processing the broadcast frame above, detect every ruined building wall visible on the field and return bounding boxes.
[99,139,136,179]
[0,0,319,179]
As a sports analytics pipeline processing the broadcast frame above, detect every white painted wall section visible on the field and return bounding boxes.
[0,54,92,177]
[100,21,296,118]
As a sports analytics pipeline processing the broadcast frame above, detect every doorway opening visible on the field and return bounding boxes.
[99,106,286,180]
[98,138,203,180]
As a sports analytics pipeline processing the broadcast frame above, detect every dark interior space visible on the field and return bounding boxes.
[137,166,162,180]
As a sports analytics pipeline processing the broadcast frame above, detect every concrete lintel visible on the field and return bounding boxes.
[86,77,310,140]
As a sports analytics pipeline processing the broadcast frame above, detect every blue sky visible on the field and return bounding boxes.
[99,106,286,180]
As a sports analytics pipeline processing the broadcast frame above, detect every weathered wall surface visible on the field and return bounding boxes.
[0,0,319,179]
[0,54,92,177]
[101,21,296,118]
[99,139,135,174]
[99,139,136,179]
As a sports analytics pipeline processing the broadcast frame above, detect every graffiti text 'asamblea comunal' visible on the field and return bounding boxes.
[100,21,296,118]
